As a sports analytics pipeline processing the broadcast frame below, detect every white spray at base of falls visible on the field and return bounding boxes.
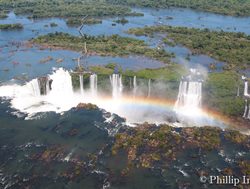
[0,68,77,118]
[110,74,123,99]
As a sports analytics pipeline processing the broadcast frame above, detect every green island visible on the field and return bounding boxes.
[0,11,8,19]
[107,0,250,16]
[31,32,174,63]
[66,18,102,26]
[50,22,58,27]
[128,26,250,70]
[0,0,143,19]
[0,23,23,30]
[114,17,129,25]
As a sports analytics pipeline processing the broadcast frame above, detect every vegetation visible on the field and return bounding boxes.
[32,32,173,63]
[50,22,58,27]
[203,71,245,116]
[114,17,128,25]
[107,0,250,16]
[112,123,249,170]
[0,23,23,30]
[76,103,98,110]
[0,11,8,19]
[0,0,142,19]
[66,18,102,26]
[128,26,250,70]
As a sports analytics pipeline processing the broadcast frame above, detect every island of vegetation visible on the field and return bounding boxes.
[31,32,174,63]
[128,26,250,70]
[0,11,8,19]
[114,17,129,25]
[66,18,102,26]
[107,0,250,16]
[50,22,58,27]
[0,23,23,30]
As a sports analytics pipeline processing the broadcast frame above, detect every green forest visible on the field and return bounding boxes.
[1,0,249,18]
[0,0,142,19]
[107,0,250,16]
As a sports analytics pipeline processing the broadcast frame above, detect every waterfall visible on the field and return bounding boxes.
[129,77,132,89]
[79,75,84,96]
[242,76,250,119]
[237,86,240,97]
[29,79,41,97]
[175,79,202,113]
[248,105,250,119]
[90,74,97,96]
[243,99,248,118]
[147,79,151,98]
[133,76,137,97]
[38,77,51,95]
[244,81,250,98]
[243,99,250,120]
[48,68,74,97]
[0,68,75,116]
[110,74,123,98]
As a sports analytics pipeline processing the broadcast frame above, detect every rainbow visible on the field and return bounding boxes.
[95,95,233,127]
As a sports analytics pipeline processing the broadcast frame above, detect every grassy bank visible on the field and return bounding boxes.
[128,26,250,70]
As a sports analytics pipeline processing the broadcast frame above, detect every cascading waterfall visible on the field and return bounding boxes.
[0,67,236,128]
[27,79,41,96]
[90,74,98,96]
[38,77,52,95]
[133,76,137,97]
[242,76,250,119]
[243,99,248,118]
[244,81,250,98]
[147,79,151,98]
[175,81,202,109]
[110,74,123,99]
[237,86,240,97]
[79,75,84,96]
[174,69,203,116]
[29,79,41,97]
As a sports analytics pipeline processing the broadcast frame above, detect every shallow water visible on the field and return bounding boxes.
[1,8,249,81]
